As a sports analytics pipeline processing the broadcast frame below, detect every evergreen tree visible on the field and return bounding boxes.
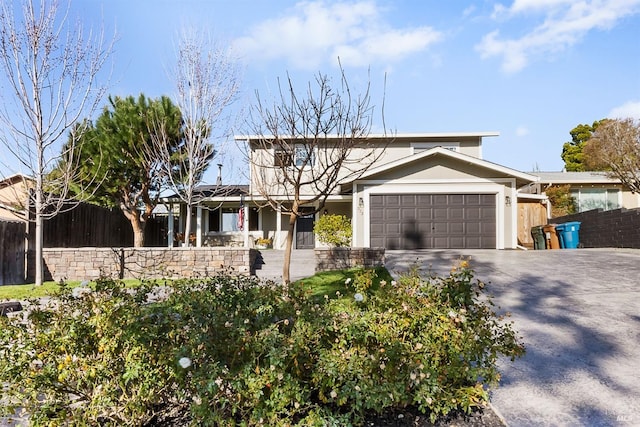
[72,94,183,246]
[561,120,606,171]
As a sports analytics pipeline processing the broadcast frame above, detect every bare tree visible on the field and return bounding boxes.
[246,66,389,283]
[0,0,113,285]
[584,117,640,193]
[151,31,241,246]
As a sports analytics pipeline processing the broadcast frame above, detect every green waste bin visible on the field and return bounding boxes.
[530,225,546,250]
[555,221,581,249]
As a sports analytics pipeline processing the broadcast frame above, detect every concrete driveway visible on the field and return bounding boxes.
[385,248,640,427]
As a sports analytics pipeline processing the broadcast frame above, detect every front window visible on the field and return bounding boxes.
[571,188,621,212]
[222,208,240,231]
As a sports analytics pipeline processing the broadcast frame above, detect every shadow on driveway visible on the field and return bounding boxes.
[385,249,640,426]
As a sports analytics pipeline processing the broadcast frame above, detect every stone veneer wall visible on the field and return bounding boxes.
[314,247,385,272]
[36,247,258,282]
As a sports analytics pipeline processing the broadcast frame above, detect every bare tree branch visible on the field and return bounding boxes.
[245,63,391,283]
[584,117,640,194]
[150,30,241,245]
[0,0,114,284]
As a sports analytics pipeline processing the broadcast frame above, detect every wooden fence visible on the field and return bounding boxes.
[517,202,548,248]
[26,202,170,248]
[0,220,26,285]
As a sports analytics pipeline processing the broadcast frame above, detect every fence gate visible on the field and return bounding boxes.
[0,220,26,285]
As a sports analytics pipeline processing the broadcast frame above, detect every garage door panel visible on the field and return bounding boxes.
[433,208,448,220]
[449,194,464,204]
[481,207,495,220]
[466,222,480,234]
[480,194,495,204]
[401,208,416,220]
[386,208,401,221]
[450,208,464,219]
[450,222,464,233]
[417,194,432,204]
[465,236,481,249]
[465,208,480,220]
[370,195,384,207]
[417,208,432,220]
[465,194,480,204]
[449,236,465,247]
[431,221,448,233]
[369,193,496,249]
[432,194,448,205]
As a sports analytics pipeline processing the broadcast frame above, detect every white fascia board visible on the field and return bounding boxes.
[235,132,499,140]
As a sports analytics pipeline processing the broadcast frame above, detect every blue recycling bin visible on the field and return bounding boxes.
[555,221,581,249]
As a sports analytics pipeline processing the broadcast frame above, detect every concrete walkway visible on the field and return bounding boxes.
[385,248,640,427]
[253,249,316,282]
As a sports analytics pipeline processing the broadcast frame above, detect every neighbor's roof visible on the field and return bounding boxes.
[0,173,35,189]
[164,185,249,201]
[534,171,619,184]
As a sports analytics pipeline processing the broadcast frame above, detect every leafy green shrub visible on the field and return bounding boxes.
[546,184,577,218]
[0,263,524,426]
[314,214,352,247]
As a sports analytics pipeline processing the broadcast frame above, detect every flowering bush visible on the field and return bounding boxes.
[0,262,524,426]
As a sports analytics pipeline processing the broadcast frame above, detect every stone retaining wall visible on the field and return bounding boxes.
[314,247,385,272]
[36,247,258,282]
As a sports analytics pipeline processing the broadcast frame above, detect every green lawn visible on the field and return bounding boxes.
[294,266,393,301]
[0,267,393,301]
[0,279,142,300]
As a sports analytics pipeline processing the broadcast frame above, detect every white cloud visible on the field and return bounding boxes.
[516,126,530,137]
[232,1,443,70]
[478,0,640,73]
[608,100,640,120]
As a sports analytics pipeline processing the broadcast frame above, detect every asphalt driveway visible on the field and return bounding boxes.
[385,248,640,427]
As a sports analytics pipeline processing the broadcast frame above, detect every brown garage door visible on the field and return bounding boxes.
[369,194,496,249]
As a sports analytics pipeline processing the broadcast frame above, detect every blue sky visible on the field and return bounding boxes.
[3,0,640,184]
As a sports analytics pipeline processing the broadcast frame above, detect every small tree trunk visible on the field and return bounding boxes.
[35,210,43,286]
[282,213,297,284]
[183,204,192,247]
[130,214,146,248]
[35,173,43,286]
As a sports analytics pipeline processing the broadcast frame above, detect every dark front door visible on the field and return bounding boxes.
[369,194,496,249]
[296,210,315,249]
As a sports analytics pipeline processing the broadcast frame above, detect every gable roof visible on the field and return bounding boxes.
[343,146,538,188]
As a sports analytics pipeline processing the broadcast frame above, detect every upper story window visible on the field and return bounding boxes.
[274,147,292,167]
[411,142,459,154]
[273,144,315,168]
[570,188,621,212]
[294,145,315,167]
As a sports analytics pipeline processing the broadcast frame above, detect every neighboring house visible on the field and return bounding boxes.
[520,171,640,213]
[0,174,32,221]
[165,133,539,250]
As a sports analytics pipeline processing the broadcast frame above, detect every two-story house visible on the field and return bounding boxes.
[164,132,538,250]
